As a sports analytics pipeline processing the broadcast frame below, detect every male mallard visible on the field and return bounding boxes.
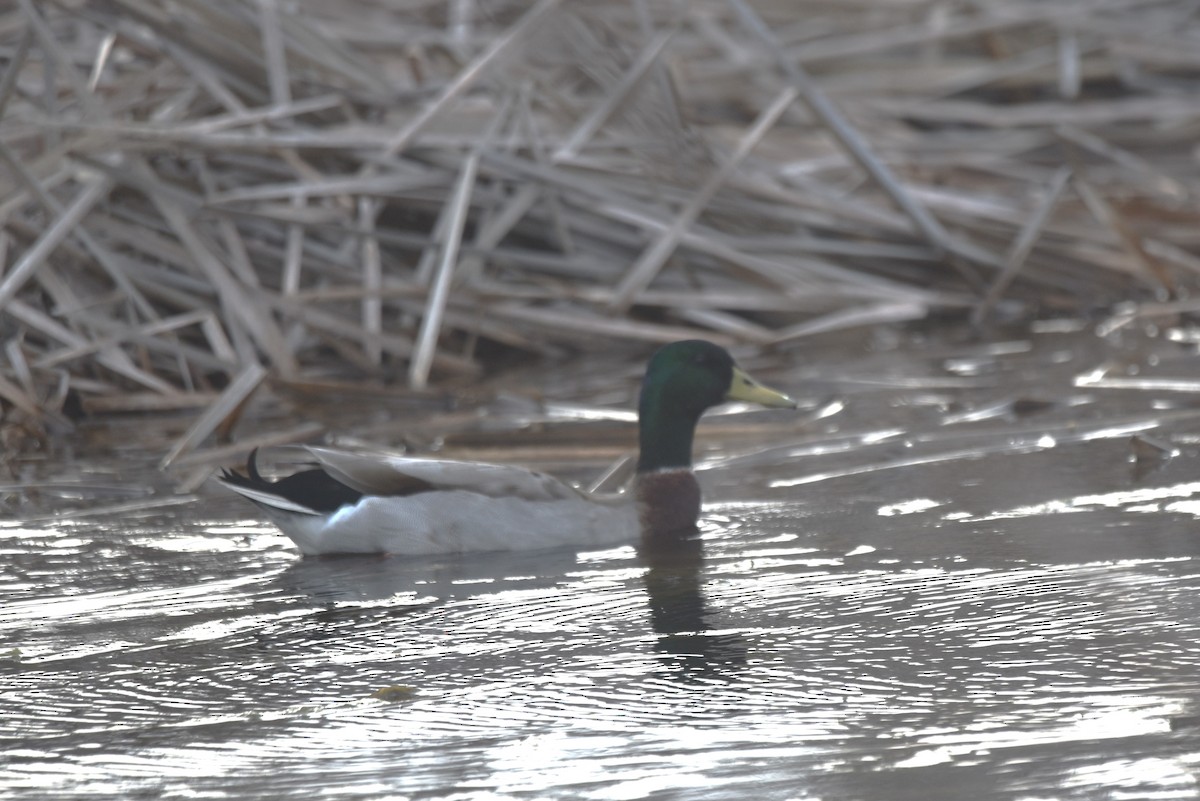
[218,340,795,556]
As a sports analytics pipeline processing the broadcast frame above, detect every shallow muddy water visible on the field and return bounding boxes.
[5,320,1200,800]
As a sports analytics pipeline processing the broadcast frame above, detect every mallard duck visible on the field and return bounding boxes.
[218,340,795,556]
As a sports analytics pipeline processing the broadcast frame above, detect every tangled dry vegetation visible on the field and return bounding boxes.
[1,0,1199,467]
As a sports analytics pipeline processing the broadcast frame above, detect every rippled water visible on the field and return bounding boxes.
[5,322,1200,800]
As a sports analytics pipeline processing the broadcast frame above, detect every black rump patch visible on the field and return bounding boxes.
[221,449,364,513]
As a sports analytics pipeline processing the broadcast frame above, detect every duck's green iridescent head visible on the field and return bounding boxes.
[636,340,795,473]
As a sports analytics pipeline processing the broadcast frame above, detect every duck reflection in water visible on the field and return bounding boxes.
[264,524,749,679]
[639,529,748,679]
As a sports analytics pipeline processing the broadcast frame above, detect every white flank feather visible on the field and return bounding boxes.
[260,489,639,556]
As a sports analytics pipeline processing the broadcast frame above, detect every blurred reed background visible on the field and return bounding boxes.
[0,0,1197,471]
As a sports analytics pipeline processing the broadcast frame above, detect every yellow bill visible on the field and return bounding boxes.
[727,366,797,409]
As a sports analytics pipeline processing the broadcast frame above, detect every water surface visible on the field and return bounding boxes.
[4,322,1200,800]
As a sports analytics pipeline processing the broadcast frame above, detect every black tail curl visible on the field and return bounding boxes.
[220,448,364,513]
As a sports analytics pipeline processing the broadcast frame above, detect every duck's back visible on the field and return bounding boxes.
[220,447,640,556]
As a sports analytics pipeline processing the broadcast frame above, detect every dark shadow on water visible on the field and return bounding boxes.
[639,532,747,680]
[269,548,579,606]
[258,549,585,649]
